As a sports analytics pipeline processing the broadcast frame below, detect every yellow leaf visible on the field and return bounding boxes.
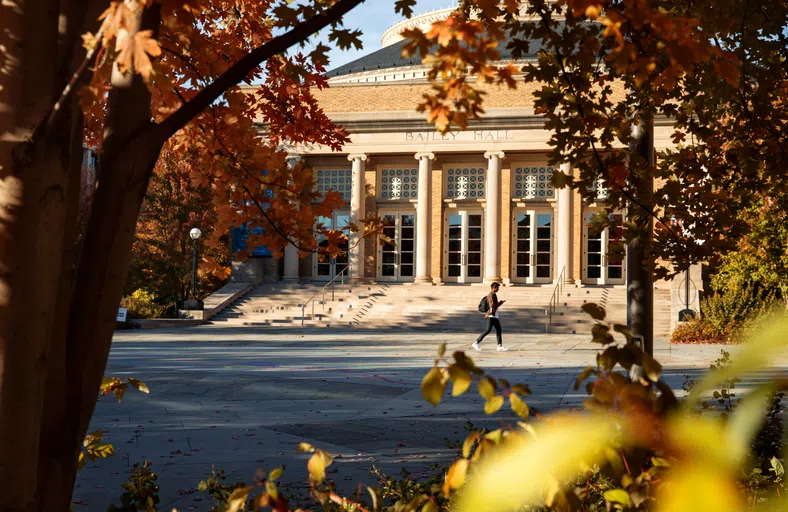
[641,353,662,382]
[127,378,150,394]
[297,442,315,453]
[443,459,469,494]
[456,416,616,512]
[655,465,742,512]
[449,365,472,397]
[269,466,283,480]
[484,395,504,415]
[438,342,447,356]
[421,367,447,406]
[307,449,333,484]
[510,393,529,419]
[227,486,253,512]
[478,377,495,400]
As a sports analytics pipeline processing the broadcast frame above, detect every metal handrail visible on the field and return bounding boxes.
[546,266,567,333]
[301,265,351,328]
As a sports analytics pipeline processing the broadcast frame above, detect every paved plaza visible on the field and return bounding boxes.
[72,327,783,510]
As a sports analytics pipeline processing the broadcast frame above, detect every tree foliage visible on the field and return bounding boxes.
[126,140,228,310]
[405,0,788,278]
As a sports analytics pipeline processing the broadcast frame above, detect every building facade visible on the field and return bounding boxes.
[266,7,679,291]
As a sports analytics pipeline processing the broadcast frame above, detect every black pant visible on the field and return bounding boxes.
[476,317,502,346]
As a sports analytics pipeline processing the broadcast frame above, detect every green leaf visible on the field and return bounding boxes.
[604,489,633,507]
[510,393,529,419]
[581,303,606,321]
[438,342,447,357]
[449,365,472,397]
[771,457,784,478]
[641,353,662,381]
[478,378,495,400]
[421,367,447,406]
[484,395,505,415]
[269,466,284,480]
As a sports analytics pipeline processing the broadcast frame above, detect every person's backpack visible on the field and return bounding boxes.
[478,295,490,313]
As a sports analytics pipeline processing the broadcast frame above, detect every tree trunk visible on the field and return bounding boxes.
[627,116,655,357]
[0,1,77,509]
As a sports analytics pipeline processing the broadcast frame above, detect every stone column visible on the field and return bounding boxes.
[348,154,367,281]
[556,162,574,284]
[484,151,504,283]
[415,153,434,283]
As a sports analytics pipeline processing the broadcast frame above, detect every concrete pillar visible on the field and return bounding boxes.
[348,154,367,281]
[415,152,434,283]
[556,162,574,284]
[282,155,301,283]
[282,245,299,283]
[484,151,504,283]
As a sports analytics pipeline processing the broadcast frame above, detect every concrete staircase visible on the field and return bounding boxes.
[210,282,672,337]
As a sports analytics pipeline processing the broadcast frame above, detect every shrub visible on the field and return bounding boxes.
[670,317,728,344]
[701,281,781,334]
[106,461,159,512]
[120,289,166,320]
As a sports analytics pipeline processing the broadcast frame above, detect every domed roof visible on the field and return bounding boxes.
[327,3,561,82]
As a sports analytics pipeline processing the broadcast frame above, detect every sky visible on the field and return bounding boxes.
[318,0,456,71]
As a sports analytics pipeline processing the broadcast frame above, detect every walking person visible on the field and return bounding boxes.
[472,282,508,351]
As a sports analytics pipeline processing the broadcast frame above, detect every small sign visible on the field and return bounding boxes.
[117,308,128,322]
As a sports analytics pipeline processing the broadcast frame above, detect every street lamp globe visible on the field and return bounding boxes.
[189,227,202,240]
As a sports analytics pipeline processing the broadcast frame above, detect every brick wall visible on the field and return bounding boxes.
[314,80,628,114]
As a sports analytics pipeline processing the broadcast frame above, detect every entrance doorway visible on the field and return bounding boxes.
[583,210,626,285]
[444,210,484,283]
[378,211,416,282]
[511,210,553,284]
[313,211,350,281]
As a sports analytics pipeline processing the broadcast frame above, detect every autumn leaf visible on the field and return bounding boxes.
[116,30,162,80]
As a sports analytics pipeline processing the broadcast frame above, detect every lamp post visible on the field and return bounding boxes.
[185,227,203,311]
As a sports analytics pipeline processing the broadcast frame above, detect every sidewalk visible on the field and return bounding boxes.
[72,327,786,511]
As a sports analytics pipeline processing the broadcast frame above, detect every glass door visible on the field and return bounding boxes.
[511,210,553,284]
[378,211,416,282]
[583,210,626,285]
[314,211,350,281]
[444,210,484,283]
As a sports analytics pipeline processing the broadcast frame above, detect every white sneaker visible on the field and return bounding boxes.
[497,345,509,352]
[471,342,481,351]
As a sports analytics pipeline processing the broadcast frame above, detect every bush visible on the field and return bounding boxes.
[670,317,729,344]
[701,281,781,334]
[120,289,166,320]
[672,281,784,344]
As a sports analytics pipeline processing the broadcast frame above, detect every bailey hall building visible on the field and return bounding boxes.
[228,6,697,336]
